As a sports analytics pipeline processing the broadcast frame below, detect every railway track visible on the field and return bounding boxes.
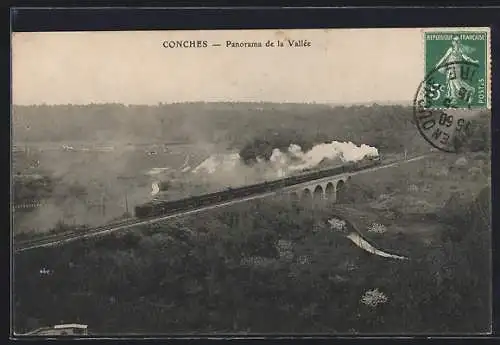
[14,154,430,253]
[14,191,278,253]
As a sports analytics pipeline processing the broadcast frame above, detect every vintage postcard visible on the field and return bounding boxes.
[12,28,491,336]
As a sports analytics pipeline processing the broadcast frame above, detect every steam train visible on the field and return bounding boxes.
[134,155,381,219]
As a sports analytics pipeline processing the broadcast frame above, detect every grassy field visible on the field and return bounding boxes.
[12,144,213,235]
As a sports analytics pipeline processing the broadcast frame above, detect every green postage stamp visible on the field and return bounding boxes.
[424,29,490,109]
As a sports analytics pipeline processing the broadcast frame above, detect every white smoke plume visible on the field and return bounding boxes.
[151,182,161,196]
[13,139,378,234]
[191,141,379,187]
[192,153,242,175]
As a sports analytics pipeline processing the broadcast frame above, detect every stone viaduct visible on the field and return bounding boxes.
[278,173,353,204]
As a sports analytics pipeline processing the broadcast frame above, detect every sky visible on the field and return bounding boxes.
[10,27,489,105]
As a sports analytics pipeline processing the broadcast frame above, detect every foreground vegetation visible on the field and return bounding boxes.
[14,153,491,335]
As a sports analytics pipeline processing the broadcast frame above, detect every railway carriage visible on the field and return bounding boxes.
[134,154,381,219]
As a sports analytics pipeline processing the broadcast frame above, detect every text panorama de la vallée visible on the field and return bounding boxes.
[162,39,312,49]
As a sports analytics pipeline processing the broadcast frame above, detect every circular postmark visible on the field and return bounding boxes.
[413,61,481,153]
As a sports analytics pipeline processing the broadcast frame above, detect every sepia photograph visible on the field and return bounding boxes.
[11,27,492,336]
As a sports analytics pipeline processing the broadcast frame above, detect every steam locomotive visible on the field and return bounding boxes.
[134,154,381,219]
